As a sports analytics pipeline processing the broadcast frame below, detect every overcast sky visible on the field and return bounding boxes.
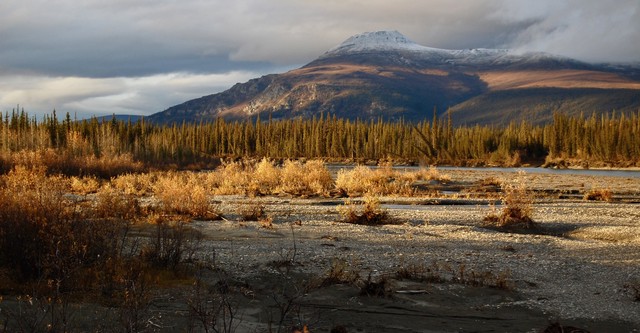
[1,0,638,119]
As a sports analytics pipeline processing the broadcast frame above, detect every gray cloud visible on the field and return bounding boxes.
[1,0,638,117]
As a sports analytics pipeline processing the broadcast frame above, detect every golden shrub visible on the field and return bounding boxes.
[70,175,101,194]
[484,171,536,229]
[337,195,393,225]
[215,161,252,195]
[152,172,219,219]
[278,160,331,196]
[250,158,281,195]
[112,172,158,196]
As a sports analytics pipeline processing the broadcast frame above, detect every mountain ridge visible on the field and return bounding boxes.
[149,30,640,125]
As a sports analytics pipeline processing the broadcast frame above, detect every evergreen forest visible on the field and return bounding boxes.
[2,109,640,175]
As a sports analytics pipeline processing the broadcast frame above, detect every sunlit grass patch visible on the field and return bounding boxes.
[483,171,537,230]
[152,171,221,220]
[337,195,396,225]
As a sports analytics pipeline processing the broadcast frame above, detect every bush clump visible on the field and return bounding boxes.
[0,166,130,289]
[583,188,613,202]
[484,171,536,230]
[337,195,395,225]
[335,163,449,197]
[152,171,221,219]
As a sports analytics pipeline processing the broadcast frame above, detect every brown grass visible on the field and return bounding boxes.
[95,184,141,221]
[0,166,131,289]
[278,160,333,196]
[583,188,613,202]
[320,259,360,287]
[111,172,158,196]
[238,202,266,221]
[336,163,449,197]
[2,149,145,178]
[214,160,253,195]
[337,195,395,225]
[69,175,102,194]
[152,172,221,219]
[484,171,536,230]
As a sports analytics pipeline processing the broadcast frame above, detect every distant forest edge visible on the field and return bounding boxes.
[1,109,639,176]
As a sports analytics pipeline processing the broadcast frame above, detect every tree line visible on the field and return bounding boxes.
[2,109,639,168]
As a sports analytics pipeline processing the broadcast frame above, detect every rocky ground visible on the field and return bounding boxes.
[176,169,640,332]
[2,169,639,332]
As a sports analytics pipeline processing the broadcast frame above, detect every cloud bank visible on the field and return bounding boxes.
[1,0,637,117]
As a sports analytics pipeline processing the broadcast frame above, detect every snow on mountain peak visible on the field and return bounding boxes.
[326,30,433,54]
[319,30,578,68]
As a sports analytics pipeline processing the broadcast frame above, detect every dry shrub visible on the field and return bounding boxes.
[215,161,252,195]
[112,172,158,196]
[69,175,101,194]
[259,216,274,229]
[335,166,378,196]
[583,188,613,202]
[238,202,266,221]
[337,195,394,225]
[415,165,451,182]
[484,171,536,230]
[320,259,360,287]
[141,217,202,270]
[453,265,512,290]
[279,160,333,196]
[302,160,334,194]
[335,164,421,196]
[95,184,141,221]
[76,153,144,179]
[153,172,220,219]
[395,261,512,290]
[395,263,430,281]
[359,274,390,297]
[250,158,281,195]
[0,166,129,288]
[213,159,333,197]
[6,149,144,178]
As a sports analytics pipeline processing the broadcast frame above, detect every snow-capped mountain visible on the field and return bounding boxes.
[312,30,583,70]
[150,31,640,125]
[324,30,446,54]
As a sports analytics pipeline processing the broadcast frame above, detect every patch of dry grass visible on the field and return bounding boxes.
[337,195,395,225]
[69,175,102,194]
[152,172,221,220]
[319,259,360,287]
[484,171,537,230]
[214,159,333,197]
[95,184,141,221]
[112,172,158,196]
[336,163,450,197]
[583,188,613,202]
[0,166,130,288]
[237,202,266,221]
[215,160,253,195]
[278,160,333,196]
[249,158,281,196]
[415,165,452,183]
[3,149,144,178]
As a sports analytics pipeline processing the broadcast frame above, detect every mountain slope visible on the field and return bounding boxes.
[150,31,640,125]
